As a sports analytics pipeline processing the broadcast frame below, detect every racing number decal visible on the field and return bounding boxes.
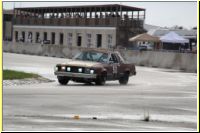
[113,65,117,74]
[110,54,119,74]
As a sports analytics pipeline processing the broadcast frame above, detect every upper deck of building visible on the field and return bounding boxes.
[13,4,145,28]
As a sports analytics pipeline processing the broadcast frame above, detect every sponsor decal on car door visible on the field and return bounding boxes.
[113,64,117,74]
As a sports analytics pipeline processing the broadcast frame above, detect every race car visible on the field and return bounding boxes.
[54,49,136,85]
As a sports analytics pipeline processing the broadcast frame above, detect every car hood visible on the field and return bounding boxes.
[60,60,102,68]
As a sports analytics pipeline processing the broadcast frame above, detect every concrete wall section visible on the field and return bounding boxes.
[3,42,197,73]
[5,21,12,39]
[119,50,197,72]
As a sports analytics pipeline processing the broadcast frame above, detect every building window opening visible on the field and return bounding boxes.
[107,34,113,48]
[36,32,41,43]
[86,33,92,48]
[67,33,72,46]
[20,31,25,42]
[96,34,102,48]
[43,32,50,44]
[51,32,55,44]
[110,54,119,63]
[44,32,47,41]
[28,32,32,43]
[77,33,82,47]
[15,31,18,42]
[60,33,64,45]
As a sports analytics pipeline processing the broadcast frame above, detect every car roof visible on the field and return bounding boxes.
[82,49,118,54]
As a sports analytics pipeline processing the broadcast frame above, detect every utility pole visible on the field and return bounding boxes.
[120,2,122,20]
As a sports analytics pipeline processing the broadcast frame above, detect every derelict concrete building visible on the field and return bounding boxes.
[12,4,146,48]
[3,10,13,41]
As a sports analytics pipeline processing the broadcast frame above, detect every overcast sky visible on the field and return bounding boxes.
[3,1,197,29]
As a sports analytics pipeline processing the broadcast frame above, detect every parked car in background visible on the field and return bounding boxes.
[192,46,197,54]
[139,45,148,51]
[54,49,136,85]
[43,40,51,44]
[138,44,153,51]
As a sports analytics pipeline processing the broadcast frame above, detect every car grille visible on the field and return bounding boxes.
[58,66,85,73]
[70,66,85,73]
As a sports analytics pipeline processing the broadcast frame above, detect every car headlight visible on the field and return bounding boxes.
[78,68,82,73]
[90,69,94,74]
[67,67,71,72]
[61,66,65,70]
[54,66,58,71]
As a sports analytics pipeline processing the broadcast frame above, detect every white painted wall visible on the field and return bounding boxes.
[13,25,116,49]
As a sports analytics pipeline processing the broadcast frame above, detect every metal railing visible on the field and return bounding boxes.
[14,17,144,27]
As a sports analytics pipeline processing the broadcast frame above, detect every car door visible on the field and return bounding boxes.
[114,53,124,77]
[109,54,120,79]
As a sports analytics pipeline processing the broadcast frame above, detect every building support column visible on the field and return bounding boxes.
[32,31,36,44]
[25,31,28,43]
[12,30,16,42]
[90,8,92,18]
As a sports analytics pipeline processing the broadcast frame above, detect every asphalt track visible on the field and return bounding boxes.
[3,53,197,131]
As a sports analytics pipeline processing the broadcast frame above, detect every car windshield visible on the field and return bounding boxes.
[73,51,109,63]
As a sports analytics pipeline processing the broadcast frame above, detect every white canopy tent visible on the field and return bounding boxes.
[160,31,189,43]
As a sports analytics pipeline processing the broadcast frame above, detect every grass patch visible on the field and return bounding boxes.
[3,70,40,80]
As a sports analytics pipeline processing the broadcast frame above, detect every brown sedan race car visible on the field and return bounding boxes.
[54,49,136,85]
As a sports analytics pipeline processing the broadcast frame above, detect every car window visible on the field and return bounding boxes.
[98,53,109,63]
[115,52,125,63]
[109,54,118,63]
[114,53,122,63]
[74,51,109,62]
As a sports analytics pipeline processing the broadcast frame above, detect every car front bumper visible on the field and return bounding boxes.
[54,71,97,79]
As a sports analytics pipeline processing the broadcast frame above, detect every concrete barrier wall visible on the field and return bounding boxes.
[118,49,197,72]
[3,41,197,72]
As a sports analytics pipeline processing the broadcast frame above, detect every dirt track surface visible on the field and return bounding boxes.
[3,53,197,131]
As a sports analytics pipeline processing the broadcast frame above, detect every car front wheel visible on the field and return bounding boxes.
[119,72,129,85]
[57,76,69,85]
[95,74,106,85]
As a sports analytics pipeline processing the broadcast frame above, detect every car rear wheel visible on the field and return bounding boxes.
[57,76,69,85]
[95,74,106,85]
[119,72,129,85]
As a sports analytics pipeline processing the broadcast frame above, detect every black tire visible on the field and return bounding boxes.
[119,72,129,85]
[57,76,69,85]
[95,74,106,85]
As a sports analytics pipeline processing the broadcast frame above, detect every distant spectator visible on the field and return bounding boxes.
[100,13,103,18]
[60,13,64,18]
[124,14,128,19]
[105,13,108,18]
[112,13,115,17]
